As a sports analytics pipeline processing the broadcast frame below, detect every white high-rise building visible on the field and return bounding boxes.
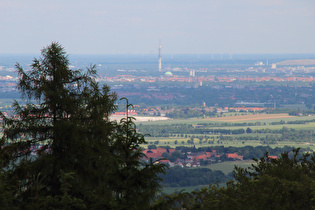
[189,69,195,77]
[158,41,162,72]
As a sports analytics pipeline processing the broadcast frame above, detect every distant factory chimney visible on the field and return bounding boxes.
[158,40,162,72]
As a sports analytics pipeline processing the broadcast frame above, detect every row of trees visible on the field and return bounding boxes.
[138,124,248,137]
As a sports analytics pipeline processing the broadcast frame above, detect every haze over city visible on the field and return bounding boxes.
[1,0,315,55]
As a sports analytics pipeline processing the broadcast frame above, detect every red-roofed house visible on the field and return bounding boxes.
[142,147,175,160]
[205,152,212,158]
[194,155,206,161]
[155,147,167,154]
[142,149,162,159]
[227,153,243,160]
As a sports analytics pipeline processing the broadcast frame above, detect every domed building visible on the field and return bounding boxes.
[164,71,173,77]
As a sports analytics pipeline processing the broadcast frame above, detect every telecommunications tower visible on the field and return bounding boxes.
[158,40,162,72]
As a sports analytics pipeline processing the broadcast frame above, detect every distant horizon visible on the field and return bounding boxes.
[1,53,315,72]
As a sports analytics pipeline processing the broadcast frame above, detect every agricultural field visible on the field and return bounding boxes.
[144,137,315,150]
[136,113,315,126]
[204,160,256,175]
[138,113,315,150]
[148,113,315,193]
[209,113,294,122]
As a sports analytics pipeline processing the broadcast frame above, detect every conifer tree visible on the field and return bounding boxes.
[0,42,166,209]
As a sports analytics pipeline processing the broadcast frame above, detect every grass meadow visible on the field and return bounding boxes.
[204,160,256,175]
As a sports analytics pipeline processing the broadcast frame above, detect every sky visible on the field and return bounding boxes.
[0,0,315,54]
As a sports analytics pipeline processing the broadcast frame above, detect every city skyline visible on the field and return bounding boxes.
[1,0,315,55]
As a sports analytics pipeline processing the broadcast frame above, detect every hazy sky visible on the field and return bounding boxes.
[1,0,315,54]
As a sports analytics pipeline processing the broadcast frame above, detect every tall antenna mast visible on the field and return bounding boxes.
[158,40,162,72]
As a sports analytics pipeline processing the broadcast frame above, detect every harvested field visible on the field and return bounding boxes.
[211,113,294,122]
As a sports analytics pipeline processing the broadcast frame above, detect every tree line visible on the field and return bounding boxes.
[160,167,230,188]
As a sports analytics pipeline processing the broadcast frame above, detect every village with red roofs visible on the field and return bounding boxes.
[141,146,278,168]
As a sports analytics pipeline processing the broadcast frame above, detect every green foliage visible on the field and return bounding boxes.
[148,144,157,149]
[166,108,215,119]
[246,127,252,133]
[151,190,194,210]
[161,167,231,188]
[230,148,315,209]
[160,148,315,209]
[0,42,166,209]
[138,124,246,137]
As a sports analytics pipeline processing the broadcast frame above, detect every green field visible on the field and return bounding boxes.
[281,104,308,110]
[144,137,315,150]
[138,114,315,129]
[140,113,315,150]
[203,160,256,175]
